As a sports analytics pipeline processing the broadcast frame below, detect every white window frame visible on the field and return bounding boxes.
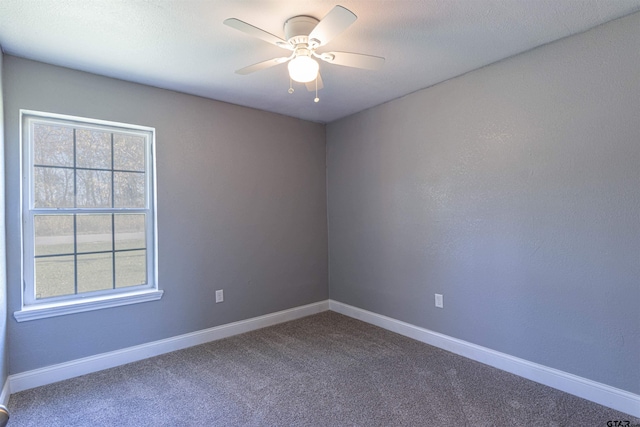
[15,110,162,322]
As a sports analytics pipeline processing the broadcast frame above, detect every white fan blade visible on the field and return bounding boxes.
[308,6,357,47]
[236,57,290,75]
[224,18,291,50]
[321,52,384,70]
[305,73,324,91]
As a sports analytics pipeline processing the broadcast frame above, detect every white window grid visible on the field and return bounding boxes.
[21,111,158,308]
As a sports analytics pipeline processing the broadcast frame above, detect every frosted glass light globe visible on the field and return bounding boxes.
[288,56,319,83]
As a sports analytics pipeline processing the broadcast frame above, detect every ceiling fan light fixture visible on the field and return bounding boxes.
[288,56,319,83]
[224,5,384,101]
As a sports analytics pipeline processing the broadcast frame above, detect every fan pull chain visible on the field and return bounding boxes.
[288,77,294,94]
[314,76,319,103]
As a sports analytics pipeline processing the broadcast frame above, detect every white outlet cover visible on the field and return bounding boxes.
[215,290,224,303]
[435,294,443,308]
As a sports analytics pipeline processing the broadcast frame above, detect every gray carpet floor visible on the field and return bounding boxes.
[7,311,640,426]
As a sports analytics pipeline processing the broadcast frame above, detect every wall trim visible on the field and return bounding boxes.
[329,299,640,418]
[0,379,9,407]
[9,300,329,394]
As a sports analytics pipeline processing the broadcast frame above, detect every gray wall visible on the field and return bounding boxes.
[4,56,328,374]
[0,51,8,390]
[327,12,640,394]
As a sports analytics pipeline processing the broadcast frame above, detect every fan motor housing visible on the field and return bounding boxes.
[284,15,319,46]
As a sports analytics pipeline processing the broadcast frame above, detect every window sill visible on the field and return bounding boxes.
[14,289,164,322]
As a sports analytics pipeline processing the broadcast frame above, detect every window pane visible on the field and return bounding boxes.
[114,171,145,208]
[76,129,111,169]
[33,123,74,167]
[34,166,74,208]
[114,133,145,172]
[35,255,75,299]
[115,214,146,250]
[115,250,146,288]
[77,253,113,293]
[76,169,112,208]
[77,214,112,253]
[35,215,74,256]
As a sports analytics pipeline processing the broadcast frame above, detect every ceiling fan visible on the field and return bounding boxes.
[224,5,384,102]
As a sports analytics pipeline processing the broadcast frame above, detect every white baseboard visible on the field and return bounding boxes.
[0,378,9,407]
[9,300,328,394]
[329,299,640,418]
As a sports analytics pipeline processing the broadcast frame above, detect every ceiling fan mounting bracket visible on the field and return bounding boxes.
[308,38,321,49]
[284,16,319,46]
[317,52,335,62]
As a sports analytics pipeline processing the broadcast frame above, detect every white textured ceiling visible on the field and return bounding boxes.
[1,0,640,123]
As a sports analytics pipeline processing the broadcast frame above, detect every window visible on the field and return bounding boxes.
[16,111,162,322]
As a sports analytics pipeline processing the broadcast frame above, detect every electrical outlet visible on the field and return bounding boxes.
[215,289,224,303]
[435,293,443,308]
